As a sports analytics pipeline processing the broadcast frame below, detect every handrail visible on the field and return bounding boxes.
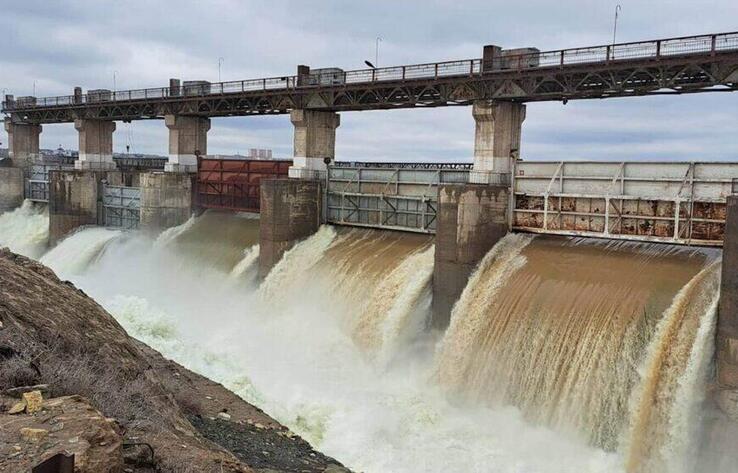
[4,31,738,112]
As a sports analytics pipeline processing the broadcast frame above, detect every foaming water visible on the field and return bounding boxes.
[0,200,49,258]
[435,235,721,471]
[10,209,730,473]
[261,226,435,356]
[41,227,122,277]
[230,244,260,284]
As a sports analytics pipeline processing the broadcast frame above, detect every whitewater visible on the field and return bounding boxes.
[1,202,734,473]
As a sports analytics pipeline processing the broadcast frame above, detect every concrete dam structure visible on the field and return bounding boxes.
[2,30,738,473]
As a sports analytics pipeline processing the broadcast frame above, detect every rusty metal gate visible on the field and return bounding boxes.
[513,161,738,246]
[102,184,140,229]
[196,157,292,212]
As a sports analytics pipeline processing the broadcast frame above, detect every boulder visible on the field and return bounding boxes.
[20,427,49,442]
[0,395,123,473]
[8,400,26,414]
[22,390,43,414]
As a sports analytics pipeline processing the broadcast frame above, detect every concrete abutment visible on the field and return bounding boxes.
[74,119,116,171]
[4,121,42,169]
[164,115,210,173]
[0,166,25,213]
[139,172,195,232]
[431,184,510,328]
[258,178,323,278]
[472,100,525,177]
[718,195,738,420]
[288,109,340,179]
[48,170,123,245]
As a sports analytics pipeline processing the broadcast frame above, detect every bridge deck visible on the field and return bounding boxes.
[4,32,738,124]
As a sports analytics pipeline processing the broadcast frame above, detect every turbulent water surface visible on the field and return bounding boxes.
[1,202,734,473]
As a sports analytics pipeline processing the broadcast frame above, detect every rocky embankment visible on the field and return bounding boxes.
[0,249,349,473]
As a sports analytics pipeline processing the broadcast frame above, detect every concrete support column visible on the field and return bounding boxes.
[74,119,117,170]
[431,184,509,328]
[0,167,25,213]
[164,115,210,173]
[472,100,525,178]
[48,171,100,244]
[717,195,738,420]
[288,109,340,179]
[139,172,195,232]
[4,121,42,168]
[259,179,322,278]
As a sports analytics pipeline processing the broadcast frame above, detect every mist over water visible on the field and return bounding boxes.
[1,204,734,473]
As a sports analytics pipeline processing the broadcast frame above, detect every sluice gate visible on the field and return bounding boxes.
[196,157,291,213]
[326,162,508,233]
[102,184,140,229]
[513,161,738,245]
[327,161,738,246]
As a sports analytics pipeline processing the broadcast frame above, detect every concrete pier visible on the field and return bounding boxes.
[259,178,322,278]
[49,171,100,244]
[718,195,738,420]
[164,115,210,173]
[431,184,509,328]
[0,167,24,213]
[139,172,195,231]
[288,110,340,179]
[74,119,116,170]
[472,100,525,176]
[4,121,41,168]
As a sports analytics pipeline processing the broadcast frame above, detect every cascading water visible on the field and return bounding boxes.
[435,235,723,472]
[5,206,734,473]
[0,200,49,258]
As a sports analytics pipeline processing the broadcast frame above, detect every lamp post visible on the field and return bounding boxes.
[375,37,382,67]
[218,57,224,83]
[32,80,37,96]
[113,71,118,92]
[612,5,622,46]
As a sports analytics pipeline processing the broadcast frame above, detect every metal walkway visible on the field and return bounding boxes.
[5,31,738,123]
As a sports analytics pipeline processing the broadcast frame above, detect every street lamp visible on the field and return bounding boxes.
[375,37,382,67]
[113,71,118,92]
[218,57,224,82]
[32,80,37,96]
[612,5,622,46]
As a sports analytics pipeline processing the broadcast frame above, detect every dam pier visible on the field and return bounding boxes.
[3,30,738,422]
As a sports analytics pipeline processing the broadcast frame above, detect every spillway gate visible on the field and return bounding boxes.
[102,184,140,229]
[325,163,509,233]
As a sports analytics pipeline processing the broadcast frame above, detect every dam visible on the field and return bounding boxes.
[1,30,738,473]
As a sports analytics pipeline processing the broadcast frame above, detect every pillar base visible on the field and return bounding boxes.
[49,170,101,245]
[259,178,322,278]
[718,195,738,418]
[431,183,509,328]
[139,172,195,232]
[0,167,25,213]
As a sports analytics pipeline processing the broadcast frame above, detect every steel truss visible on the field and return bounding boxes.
[5,32,738,124]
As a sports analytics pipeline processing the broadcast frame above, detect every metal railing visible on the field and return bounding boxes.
[4,31,737,111]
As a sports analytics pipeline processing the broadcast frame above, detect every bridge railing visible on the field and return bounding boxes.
[4,31,738,111]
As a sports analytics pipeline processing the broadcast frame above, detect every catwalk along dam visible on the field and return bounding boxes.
[2,30,738,473]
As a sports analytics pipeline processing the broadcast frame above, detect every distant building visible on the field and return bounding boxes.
[248,148,273,159]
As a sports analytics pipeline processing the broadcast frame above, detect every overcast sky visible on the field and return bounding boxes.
[1,0,737,162]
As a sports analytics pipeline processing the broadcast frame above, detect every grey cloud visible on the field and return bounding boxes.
[1,0,737,161]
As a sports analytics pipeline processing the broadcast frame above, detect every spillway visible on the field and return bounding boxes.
[1,203,734,473]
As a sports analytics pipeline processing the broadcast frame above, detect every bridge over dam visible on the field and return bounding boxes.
[2,30,738,420]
